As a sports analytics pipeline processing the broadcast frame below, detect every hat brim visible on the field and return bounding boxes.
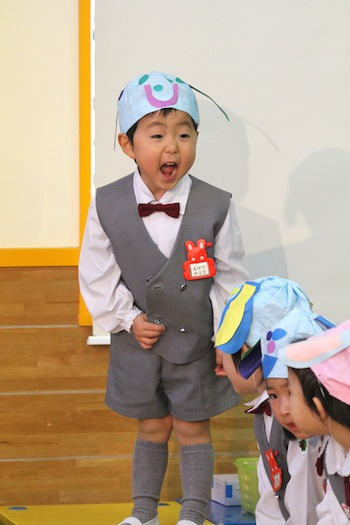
[238,340,262,379]
[280,320,350,369]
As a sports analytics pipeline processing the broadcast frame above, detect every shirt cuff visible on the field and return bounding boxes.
[124,307,143,333]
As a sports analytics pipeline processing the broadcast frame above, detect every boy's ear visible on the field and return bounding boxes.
[313,396,328,422]
[118,133,136,159]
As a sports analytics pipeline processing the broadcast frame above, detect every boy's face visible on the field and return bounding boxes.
[118,110,198,200]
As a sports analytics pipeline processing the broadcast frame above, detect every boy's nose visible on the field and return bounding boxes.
[165,137,178,153]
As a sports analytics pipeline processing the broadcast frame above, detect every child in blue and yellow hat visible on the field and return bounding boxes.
[79,71,249,525]
[216,276,333,524]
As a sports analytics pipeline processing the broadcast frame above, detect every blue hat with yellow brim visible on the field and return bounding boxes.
[216,276,311,354]
[216,276,334,379]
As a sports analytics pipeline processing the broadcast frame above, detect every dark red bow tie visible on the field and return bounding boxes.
[138,202,180,218]
[246,399,272,416]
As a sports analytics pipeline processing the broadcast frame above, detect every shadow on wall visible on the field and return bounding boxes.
[284,148,350,320]
[192,99,288,280]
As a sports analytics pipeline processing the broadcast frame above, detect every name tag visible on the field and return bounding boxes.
[183,239,216,281]
[265,448,282,492]
[189,262,210,278]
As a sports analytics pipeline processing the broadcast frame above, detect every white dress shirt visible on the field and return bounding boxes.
[79,171,249,335]
[247,392,324,525]
[316,437,350,524]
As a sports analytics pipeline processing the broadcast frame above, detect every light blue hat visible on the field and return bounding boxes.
[117,71,200,134]
[216,275,334,379]
[216,276,312,355]
[260,308,332,379]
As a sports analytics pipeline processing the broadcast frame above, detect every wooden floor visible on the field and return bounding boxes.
[0,502,197,525]
[0,501,256,525]
[0,267,258,507]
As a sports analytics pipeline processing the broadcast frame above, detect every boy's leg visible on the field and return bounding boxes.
[132,438,168,521]
[174,419,213,525]
[119,417,172,525]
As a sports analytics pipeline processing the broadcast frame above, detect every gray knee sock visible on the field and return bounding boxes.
[131,439,168,523]
[179,443,214,525]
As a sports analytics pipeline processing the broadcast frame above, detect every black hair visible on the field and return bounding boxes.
[126,108,198,145]
[291,367,350,429]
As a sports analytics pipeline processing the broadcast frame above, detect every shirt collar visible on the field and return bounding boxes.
[244,389,270,413]
[133,169,191,215]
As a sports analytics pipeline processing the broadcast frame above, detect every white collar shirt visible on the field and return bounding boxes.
[79,170,248,333]
[133,169,190,258]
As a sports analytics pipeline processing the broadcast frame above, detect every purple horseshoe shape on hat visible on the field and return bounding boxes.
[144,84,179,108]
[139,74,179,108]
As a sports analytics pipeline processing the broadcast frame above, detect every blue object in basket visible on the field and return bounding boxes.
[206,499,256,524]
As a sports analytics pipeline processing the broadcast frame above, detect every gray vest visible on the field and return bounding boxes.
[254,414,291,521]
[96,174,231,364]
[322,447,350,512]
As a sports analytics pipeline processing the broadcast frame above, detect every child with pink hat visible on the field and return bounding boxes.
[280,321,350,523]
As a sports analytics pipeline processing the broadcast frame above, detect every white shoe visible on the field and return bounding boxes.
[176,521,202,525]
[117,516,159,525]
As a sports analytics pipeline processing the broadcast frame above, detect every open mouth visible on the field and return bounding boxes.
[160,162,177,176]
[286,421,298,432]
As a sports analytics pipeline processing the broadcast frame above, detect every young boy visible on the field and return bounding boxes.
[78,71,249,525]
[216,276,330,524]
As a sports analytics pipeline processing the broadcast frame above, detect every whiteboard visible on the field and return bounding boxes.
[92,0,350,323]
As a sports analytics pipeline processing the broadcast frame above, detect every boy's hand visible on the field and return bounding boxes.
[214,347,227,377]
[132,313,166,350]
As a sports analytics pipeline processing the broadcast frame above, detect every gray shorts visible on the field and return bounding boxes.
[105,343,240,421]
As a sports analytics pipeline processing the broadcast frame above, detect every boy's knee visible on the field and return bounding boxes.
[172,418,211,446]
[138,415,173,443]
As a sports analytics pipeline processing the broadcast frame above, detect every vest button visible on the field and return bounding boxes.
[180,283,187,291]
[146,276,153,282]
[154,318,164,326]
[179,327,187,332]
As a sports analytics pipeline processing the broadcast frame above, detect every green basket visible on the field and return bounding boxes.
[235,457,259,514]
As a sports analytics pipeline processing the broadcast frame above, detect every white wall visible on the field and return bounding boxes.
[0,0,79,248]
[93,0,350,322]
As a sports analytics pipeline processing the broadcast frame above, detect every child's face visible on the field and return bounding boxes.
[119,110,198,200]
[285,369,328,439]
[266,377,297,434]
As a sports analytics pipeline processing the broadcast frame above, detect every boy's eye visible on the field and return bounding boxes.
[151,134,163,139]
[180,133,190,139]
[268,393,277,400]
